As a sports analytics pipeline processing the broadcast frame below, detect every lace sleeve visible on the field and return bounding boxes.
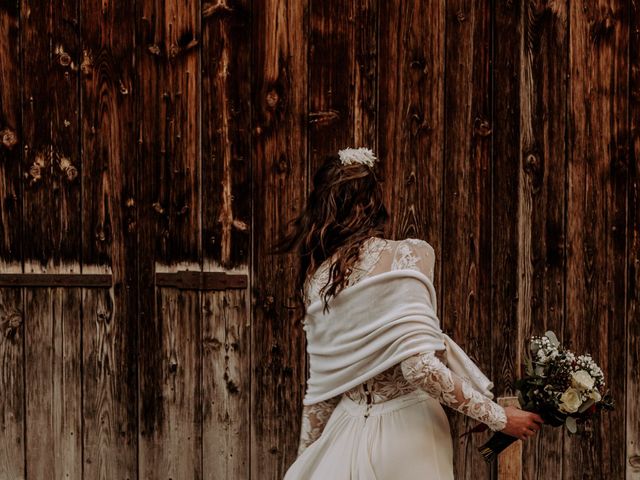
[297,396,341,456]
[401,352,507,431]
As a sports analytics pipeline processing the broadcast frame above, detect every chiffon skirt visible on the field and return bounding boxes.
[284,389,454,480]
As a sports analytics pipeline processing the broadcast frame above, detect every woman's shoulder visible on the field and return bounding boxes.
[394,237,435,254]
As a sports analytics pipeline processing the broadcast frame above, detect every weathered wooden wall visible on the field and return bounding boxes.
[0,0,637,479]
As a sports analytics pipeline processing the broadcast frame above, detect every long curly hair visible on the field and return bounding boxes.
[271,153,389,316]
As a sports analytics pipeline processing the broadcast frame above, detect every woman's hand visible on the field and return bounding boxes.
[499,406,544,440]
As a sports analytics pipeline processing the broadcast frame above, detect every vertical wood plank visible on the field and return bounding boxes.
[378,0,444,248]
[492,0,522,407]
[0,0,22,263]
[0,288,24,479]
[307,0,378,168]
[442,1,492,477]
[21,0,81,270]
[202,289,250,479]
[564,1,628,478]
[628,1,640,477]
[144,287,202,479]
[20,0,83,477]
[308,1,362,168]
[137,0,202,477]
[201,0,252,477]
[24,288,82,480]
[250,0,308,476]
[79,0,138,477]
[0,3,24,478]
[518,2,568,478]
[497,396,523,480]
[201,0,251,270]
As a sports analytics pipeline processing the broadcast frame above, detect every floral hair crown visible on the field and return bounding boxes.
[337,147,377,167]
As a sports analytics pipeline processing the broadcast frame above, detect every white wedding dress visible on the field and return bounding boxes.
[284,237,508,480]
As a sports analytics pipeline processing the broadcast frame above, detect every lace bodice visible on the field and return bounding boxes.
[297,237,507,456]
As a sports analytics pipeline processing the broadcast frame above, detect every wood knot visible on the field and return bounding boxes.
[81,49,93,75]
[148,44,162,56]
[58,155,78,181]
[169,353,178,373]
[276,154,290,174]
[629,455,640,469]
[473,116,492,137]
[456,10,466,22]
[2,310,22,339]
[55,44,72,67]
[1,128,18,149]
[265,89,279,109]
[523,153,540,174]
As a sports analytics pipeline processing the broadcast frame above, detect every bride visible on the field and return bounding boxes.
[274,147,544,479]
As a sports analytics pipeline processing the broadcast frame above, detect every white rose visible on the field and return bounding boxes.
[559,387,583,413]
[571,370,595,391]
[587,389,602,402]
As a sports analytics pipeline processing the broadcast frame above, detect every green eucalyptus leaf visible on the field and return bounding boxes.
[578,399,595,413]
[545,330,560,347]
[565,416,577,434]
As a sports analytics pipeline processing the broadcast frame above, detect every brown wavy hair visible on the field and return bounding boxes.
[271,153,389,316]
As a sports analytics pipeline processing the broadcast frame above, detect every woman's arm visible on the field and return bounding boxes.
[400,351,507,431]
[296,396,341,456]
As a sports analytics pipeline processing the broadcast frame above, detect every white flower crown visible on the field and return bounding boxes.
[338,147,377,167]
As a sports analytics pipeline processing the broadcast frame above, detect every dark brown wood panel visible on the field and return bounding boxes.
[21,0,81,271]
[202,0,252,270]
[628,0,640,476]
[518,2,569,478]
[564,1,629,478]
[308,0,354,170]
[378,0,444,249]
[20,0,84,478]
[137,0,202,477]
[442,1,493,477]
[79,0,138,476]
[250,0,309,476]
[0,2,21,264]
[0,5,24,478]
[492,0,522,404]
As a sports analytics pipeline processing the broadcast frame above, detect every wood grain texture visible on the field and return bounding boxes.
[518,2,568,478]
[378,0,444,248]
[627,0,640,476]
[5,3,639,478]
[492,0,523,398]
[20,1,84,478]
[21,0,81,272]
[250,0,308,476]
[0,2,21,265]
[202,0,251,270]
[564,1,629,478]
[0,5,24,477]
[497,396,523,479]
[24,288,82,480]
[0,288,24,479]
[442,1,493,477]
[137,0,203,478]
[308,0,356,169]
[202,289,249,479]
[79,0,138,477]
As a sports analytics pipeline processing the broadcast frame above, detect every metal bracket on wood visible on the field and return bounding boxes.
[0,273,113,287]
[155,270,247,290]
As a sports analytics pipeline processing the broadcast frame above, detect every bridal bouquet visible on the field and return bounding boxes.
[478,331,614,462]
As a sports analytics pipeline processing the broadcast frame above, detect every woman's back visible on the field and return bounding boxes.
[303,237,436,404]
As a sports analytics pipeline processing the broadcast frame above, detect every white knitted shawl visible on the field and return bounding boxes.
[302,268,496,405]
